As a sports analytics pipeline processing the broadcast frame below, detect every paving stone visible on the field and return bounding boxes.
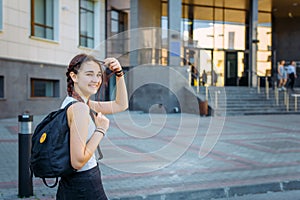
[1,113,300,199]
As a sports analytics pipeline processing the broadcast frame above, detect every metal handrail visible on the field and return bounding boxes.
[265,77,269,100]
[274,84,279,106]
[257,76,260,94]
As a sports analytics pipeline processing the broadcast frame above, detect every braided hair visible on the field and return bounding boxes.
[66,54,104,97]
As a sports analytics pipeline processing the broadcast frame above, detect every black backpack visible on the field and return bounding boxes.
[30,101,77,188]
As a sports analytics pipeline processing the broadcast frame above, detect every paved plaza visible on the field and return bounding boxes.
[1,111,300,199]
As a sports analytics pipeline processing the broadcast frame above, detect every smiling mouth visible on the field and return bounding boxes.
[89,84,99,88]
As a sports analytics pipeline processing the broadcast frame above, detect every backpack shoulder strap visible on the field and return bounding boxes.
[64,101,78,110]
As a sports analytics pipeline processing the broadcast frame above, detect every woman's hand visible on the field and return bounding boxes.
[89,57,128,114]
[95,112,110,132]
[104,57,122,73]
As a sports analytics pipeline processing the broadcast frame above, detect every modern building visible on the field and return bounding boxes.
[0,0,300,118]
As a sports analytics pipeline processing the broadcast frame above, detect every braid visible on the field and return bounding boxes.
[66,54,87,96]
[67,77,73,96]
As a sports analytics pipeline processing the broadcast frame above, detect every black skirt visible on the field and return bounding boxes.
[56,165,108,200]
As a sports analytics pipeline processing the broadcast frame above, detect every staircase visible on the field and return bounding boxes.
[196,86,300,116]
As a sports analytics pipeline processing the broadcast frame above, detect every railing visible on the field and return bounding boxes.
[286,91,289,111]
[274,84,279,106]
[257,76,261,94]
[270,80,300,112]
[261,75,291,111]
[256,73,270,100]
[192,70,299,114]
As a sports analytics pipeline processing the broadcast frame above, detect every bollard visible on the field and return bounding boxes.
[286,94,289,112]
[265,78,269,100]
[284,90,287,105]
[275,85,279,106]
[215,91,218,109]
[257,77,260,94]
[205,86,208,101]
[18,113,33,198]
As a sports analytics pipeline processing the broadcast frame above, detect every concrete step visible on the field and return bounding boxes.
[194,86,300,116]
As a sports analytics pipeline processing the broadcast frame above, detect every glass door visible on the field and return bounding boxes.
[199,49,213,86]
[225,51,238,86]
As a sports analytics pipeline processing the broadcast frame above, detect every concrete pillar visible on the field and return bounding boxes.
[168,0,182,66]
[130,0,162,66]
[248,0,258,87]
[130,0,139,66]
[128,65,190,113]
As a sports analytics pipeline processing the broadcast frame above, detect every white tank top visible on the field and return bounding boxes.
[61,96,97,172]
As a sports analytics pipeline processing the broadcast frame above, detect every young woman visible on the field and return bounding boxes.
[56,54,128,199]
[277,60,287,91]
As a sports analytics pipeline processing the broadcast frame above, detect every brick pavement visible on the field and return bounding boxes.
[1,112,300,199]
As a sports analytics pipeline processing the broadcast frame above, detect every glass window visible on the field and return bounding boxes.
[191,6,214,49]
[31,78,59,98]
[223,24,245,50]
[110,9,127,35]
[161,1,168,18]
[0,0,3,31]
[0,75,4,98]
[224,9,246,50]
[31,0,54,40]
[107,8,128,54]
[79,0,95,48]
[199,49,213,85]
[258,12,271,51]
[161,16,168,40]
[214,8,224,49]
[257,12,272,76]
[111,10,119,33]
[193,20,214,49]
[213,50,225,86]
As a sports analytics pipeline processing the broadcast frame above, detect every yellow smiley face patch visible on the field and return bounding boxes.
[39,132,47,143]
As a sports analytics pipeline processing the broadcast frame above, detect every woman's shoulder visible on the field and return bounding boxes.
[61,96,77,108]
[67,102,90,122]
[62,96,89,115]
[69,101,89,111]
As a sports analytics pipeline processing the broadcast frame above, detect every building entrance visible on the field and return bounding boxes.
[184,48,245,87]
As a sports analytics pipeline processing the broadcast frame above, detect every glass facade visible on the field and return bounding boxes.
[257,12,272,76]
[162,0,272,86]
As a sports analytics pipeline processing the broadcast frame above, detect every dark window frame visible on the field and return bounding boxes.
[79,0,95,48]
[108,8,128,54]
[0,75,4,98]
[31,0,54,40]
[30,78,60,98]
[110,8,128,35]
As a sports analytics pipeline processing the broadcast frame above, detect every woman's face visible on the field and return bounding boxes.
[72,60,102,97]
